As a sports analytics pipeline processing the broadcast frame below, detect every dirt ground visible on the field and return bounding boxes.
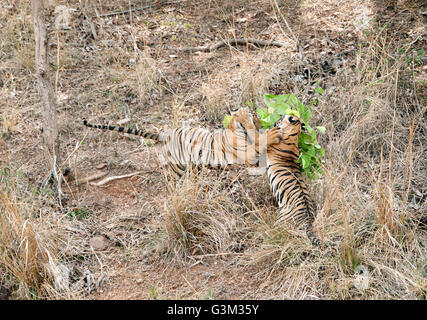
[0,0,426,300]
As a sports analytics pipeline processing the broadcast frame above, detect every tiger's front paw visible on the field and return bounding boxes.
[266,127,281,145]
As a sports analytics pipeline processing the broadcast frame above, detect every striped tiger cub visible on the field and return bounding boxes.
[83,108,281,177]
[266,115,320,246]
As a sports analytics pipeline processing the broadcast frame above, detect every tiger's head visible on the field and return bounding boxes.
[276,115,303,145]
[228,107,261,132]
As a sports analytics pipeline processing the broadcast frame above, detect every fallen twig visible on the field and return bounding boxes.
[75,171,108,185]
[93,1,181,18]
[188,252,243,259]
[90,171,143,186]
[119,215,149,222]
[178,38,287,52]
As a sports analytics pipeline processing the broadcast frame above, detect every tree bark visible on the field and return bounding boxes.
[32,0,60,174]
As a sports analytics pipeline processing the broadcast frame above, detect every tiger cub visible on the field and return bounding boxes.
[266,115,320,246]
[83,108,281,177]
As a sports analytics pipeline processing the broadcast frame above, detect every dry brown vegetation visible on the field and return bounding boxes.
[0,0,426,300]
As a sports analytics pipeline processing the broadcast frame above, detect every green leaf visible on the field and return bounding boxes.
[263,94,303,116]
[262,113,280,129]
[300,108,312,123]
[257,93,326,180]
[285,109,301,118]
[257,108,280,129]
[222,115,233,128]
[257,107,267,118]
[315,86,324,95]
[306,125,316,137]
[316,126,326,134]
[263,94,277,108]
[300,132,314,145]
[299,154,311,169]
[282,94,300,108]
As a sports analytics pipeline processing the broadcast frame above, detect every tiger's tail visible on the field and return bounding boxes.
[306,224,321,247]
[83,120,164,141]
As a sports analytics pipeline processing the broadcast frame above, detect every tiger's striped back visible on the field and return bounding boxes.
[158,107,280,176]
[267,115,320,246]
[83,108,281,178]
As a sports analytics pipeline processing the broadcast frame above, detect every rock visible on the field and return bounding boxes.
[0,286,10,300]
[53,264,70,292]
[96,163,107,170]
[90,236,109,251]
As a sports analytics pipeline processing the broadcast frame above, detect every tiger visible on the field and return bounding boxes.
[266,115,320,246]
[83,108,282,177]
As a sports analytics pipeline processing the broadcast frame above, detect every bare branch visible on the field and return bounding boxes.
[32,0,61,198]
[179,38,288,53]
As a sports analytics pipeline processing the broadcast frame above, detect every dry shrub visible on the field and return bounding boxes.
[0,1,34,72]
[0,109,18,134]
[128,49,163,106]
[149,168,253,263]
[95,45,162,108]
[0,140,50,298]
[247,222,317,267]
[0,139,81,299]
[242,26,426,299]
[201,72,232,123]
[235,53,275,106]
[201,50,287,123]
[243,216,336,299]
[0,188,47,298]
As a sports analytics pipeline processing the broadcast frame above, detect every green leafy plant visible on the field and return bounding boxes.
[257,93,325,180]
[222,115,233,129]
[67,207,91,220]
[221,92,325,180]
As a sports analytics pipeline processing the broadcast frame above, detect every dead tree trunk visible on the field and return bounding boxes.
[32,0,61,196]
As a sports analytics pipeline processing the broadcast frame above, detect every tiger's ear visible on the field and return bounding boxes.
[253,115,262,130]
[227,117,237,130]
[274,118,282,128]
[231,107,249,116]
[228,118,246,132]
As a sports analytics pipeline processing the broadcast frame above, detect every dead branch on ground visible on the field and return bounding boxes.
[93,1,181,18]
[90,171,143,187]
[178,38,288,52]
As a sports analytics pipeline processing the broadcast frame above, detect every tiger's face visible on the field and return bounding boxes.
[276,115,303,145]
[228,107,261,132]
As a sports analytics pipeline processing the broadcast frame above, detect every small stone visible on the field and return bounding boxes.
[90,236,109,251]
[53,264,70,292]
[96,163,107,170]
[0,286,10,300]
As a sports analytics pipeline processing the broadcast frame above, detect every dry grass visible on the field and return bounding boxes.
[0,0,426,299]
[0,138,72,299]
[0,184,48,298]
[143,168,254,264]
